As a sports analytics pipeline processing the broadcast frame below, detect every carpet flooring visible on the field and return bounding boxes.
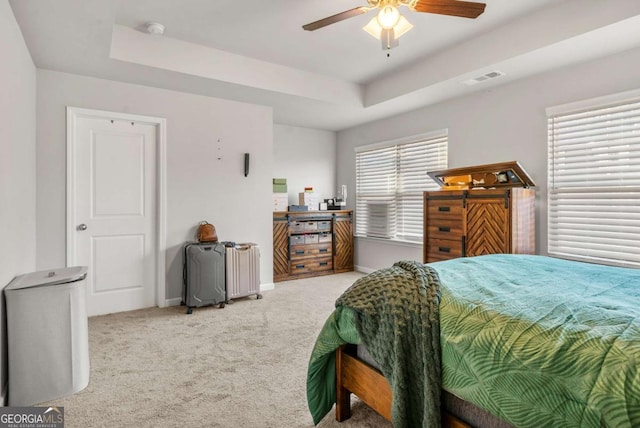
[40,272,392,428]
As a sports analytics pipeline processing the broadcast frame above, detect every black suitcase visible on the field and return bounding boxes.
[182,242,226,314]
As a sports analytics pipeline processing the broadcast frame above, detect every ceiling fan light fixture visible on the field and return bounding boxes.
[381,28,399,50]
[393,15,413,38]
[363,13,413,43]
[363,16,383,39]
[377,5,401,29]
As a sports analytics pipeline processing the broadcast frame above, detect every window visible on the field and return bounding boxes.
[355,131,447,242]
[547,89,640,267]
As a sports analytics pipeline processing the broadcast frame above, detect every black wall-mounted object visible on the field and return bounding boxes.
[244,153,250,177]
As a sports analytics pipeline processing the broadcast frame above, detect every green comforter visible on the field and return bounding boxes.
[307,254,640,427]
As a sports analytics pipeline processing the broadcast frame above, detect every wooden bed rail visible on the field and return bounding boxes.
[335,345,470,428]
[336,344,392,421]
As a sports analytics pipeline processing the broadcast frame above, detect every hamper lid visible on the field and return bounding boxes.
[5,266,88,290]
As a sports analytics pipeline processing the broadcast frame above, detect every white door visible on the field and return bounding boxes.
[70,112,157,316]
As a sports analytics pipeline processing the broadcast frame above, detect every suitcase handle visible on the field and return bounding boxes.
[182,243,190,302]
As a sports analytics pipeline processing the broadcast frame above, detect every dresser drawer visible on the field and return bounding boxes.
[303,221,318,232]
[290,235,305,245]
[427,199,464,220]
[317,221,331,231]
[426,239,463,261]
[290,257,333,274]
[290,243,332,261]
[290,221,306,233]
[318,232,332,243]
[427,219,463,241]
[304,234,319,244]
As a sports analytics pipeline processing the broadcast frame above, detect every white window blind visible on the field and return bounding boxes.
[355,133,447,242]
[547,94,640,267]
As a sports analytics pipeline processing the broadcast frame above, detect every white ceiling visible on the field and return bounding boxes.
[9,0,640,131]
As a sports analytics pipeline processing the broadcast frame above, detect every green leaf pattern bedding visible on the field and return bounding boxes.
[307,254,640,427]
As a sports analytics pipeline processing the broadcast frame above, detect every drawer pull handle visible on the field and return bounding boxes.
[438,206,451,212]
[295,250,304,255]
[438,247,451,253]
[295,264,305,269]
[320,262,328,266]
[438,226,450,232]
[319,248,328,253]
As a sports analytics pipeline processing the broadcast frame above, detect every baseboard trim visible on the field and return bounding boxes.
[355,265,376,274]
[165,284,274,307]
[260,282,275,292]
[165,297,183,307]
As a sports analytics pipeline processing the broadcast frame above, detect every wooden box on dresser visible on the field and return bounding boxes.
[423,161,536,263]
[273,210,354,282]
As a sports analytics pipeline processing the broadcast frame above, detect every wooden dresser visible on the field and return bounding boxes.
[423,161,536,263]
[273,210,354,282]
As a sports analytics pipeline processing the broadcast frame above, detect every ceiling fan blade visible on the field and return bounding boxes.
[303,7,369,31]
[412,0,486,19]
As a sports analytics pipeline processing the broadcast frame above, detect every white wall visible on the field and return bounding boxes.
[0,0,36,403]
[36,70,274,302]
[273,125,336,206]
[338,47,640,272]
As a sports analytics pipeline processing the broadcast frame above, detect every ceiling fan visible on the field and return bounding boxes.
[303,0,486,51]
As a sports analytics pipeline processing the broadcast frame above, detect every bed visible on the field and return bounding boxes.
[306,254,640,427]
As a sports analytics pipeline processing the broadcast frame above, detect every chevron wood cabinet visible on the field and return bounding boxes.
[273,210,354,282]
[333,212,354,273]
[423,188,535,263]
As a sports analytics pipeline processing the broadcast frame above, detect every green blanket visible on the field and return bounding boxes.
[307,261,442,427]
[307,255,640,427]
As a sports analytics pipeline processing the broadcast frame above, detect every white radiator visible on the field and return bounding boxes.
[226,243,262,300]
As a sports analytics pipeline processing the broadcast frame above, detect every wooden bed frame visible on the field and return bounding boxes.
[335,344,470,428]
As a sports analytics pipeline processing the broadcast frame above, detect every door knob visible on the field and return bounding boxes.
[77,224,88,231]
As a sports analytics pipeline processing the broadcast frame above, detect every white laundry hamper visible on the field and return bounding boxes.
[5,266,90,406]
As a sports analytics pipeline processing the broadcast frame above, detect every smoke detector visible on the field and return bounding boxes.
[146,22,165,35]
[460,70,506,86]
